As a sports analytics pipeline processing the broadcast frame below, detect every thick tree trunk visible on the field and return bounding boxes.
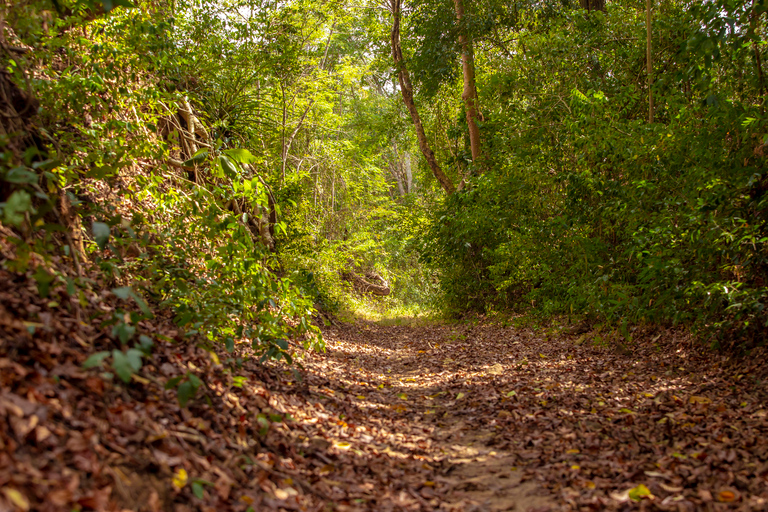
[390,0,456,195]
[453,0,482,165]
[579,0,606,12]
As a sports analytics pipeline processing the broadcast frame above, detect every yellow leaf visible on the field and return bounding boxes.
[456,392,465,400]
[334,441,351,450]
[2,488,30,511]
[423,481,435,487]
[208,350,221,365]
[628,484,653,501]
[539,353,547,358]
[356,395,366,400]
[566,449,580,454]
[689,395,711,405]
[397,393,408,400]
[571,465,580,470]
[585,481,596,489]
[172,468,188,491]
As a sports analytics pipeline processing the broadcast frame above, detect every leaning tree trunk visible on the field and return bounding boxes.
[390,0,456,195]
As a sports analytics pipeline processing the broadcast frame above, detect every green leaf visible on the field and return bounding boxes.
[188,373,202,389]
[177,381,196,407]
[126,348,143,371]
[102,0,134,11]
[218,155,239,177]
[138,335,153,353]
[83,351,110,369]
[128,289,153,317]
[114,322,136,344]
[5,167,38,184]
[165,376,183,389]
[225,336,234,353]
[112,286,131,299]
[182,148,208,167]
[112,350,134,383]
[92,221,110,250]
[223,148,257,164]
[191,481,204,499]
[33,266,55,297]
[3,190,33,227]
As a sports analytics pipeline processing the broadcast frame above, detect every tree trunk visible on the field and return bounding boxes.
[404,151,412,193]
[579,0,606,12]
[390,0,456,194]
[646,0,653,123]
[453,0,482,165]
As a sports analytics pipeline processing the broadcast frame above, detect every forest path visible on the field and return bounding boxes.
[295,319,768,511]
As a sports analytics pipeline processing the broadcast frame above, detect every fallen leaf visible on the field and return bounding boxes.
[2,487,30,511]
[172,468,188,491]
[628,484,653,501]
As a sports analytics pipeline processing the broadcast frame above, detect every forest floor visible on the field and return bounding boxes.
[3,268,768,512]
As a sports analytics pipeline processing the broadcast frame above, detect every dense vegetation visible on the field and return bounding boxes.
[2,0,766,375]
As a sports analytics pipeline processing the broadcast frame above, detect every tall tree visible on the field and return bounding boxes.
[453,0,482,165]
[390,0,456,194]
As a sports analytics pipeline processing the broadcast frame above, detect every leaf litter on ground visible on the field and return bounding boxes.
[2,241,768,511]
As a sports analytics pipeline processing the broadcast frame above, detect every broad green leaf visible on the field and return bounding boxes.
[3,190,33,227]
[177,381,196,407]
[126,348,143,371]
[112,286,131,299]
[5,167,38,184]
[191,481,204,499]
[33,266,55,297]
[165,376,183,389]
[182,149,208,167]
[114,322,136,344]
[83,351,110,369]
[223,148,257,164]
[188,373,202,388]
[112,350,134,383]
[219,155,239,177]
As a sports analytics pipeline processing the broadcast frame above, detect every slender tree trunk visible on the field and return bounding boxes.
[453,0,482,165]
[390,0,456,194]
[646,0,653,123]
[404,151,412,193]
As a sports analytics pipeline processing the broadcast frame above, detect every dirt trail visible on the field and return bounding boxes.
[296,319,768,511]
[301,320,555,511]
[4,281,768,512]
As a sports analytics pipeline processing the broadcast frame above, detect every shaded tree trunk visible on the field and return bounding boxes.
[646,0,653,123]
[390,0,456,194]
[579,0,606,12]
[453,0,482,165]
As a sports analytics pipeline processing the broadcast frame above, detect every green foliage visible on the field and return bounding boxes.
[423,0,768,347]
